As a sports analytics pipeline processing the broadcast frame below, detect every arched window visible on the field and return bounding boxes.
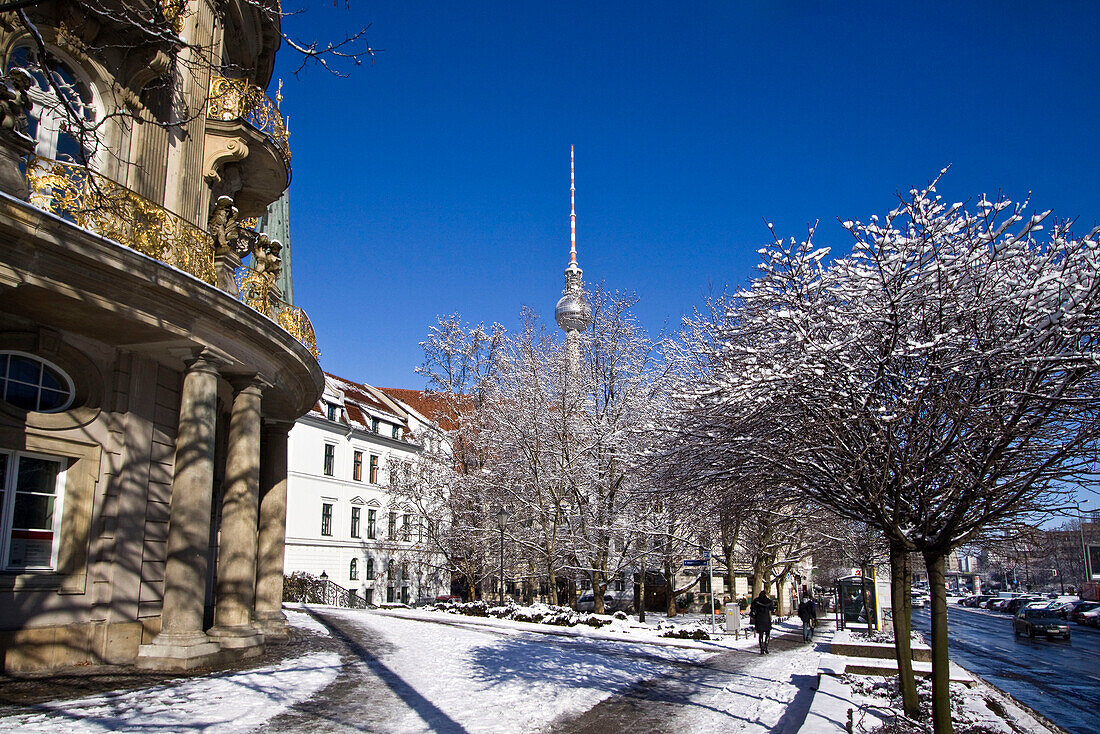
[0,352,74,413]
[6,42,99,165]
[349,558,358,581]
[365,556,374,578]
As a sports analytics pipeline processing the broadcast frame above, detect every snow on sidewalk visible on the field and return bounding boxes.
[0,610,340,733]
[321,607,821,733]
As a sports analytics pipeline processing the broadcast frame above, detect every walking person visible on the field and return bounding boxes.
[750,588,776,654]
[798,594,817,642]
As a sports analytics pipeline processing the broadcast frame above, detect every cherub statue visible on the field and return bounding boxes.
[0,68,33,138]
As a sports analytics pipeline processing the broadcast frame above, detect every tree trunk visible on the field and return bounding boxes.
[638,558,647,622]
[548,564,558,606]
[889,541,920,720]
[924,551,953,734]
[592,570,605,614]
[665,560,677,617]
[724,544,737,603]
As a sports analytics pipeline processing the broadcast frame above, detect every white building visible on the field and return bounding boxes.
[284,374,450,605]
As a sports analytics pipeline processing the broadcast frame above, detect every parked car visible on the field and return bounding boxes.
[1014,608,1071,639]
[911,592,929,608]
[957,595,976,606]
[1079,607,1100,628]
[576,589,633,613]
[968,595,994,608]
[1068,601,1100,623]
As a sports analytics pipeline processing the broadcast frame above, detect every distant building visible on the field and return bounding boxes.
[284,374,450,604]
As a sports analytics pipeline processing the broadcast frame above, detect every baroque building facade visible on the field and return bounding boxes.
[0,2,322,671]
[284,374,450,605]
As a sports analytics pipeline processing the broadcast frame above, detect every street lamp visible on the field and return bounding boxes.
[1077,499,1090,587]
[496,507,509,606]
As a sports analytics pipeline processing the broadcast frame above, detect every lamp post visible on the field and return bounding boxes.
[1077,499,1090,586]
[496,507,509,606]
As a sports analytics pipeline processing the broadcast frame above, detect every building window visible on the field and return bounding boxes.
[367,508,376,539]
[352,450,363,481]
[321,503,333,536]
[400,586,409,605]
[350,506,361,538]
[7,43,100,165]
[349,558,359,580]
[0,352,74,413]
[0,451,65,570]
[386,585,395,603]
[369,454,379,483]
[365,556,374,578]
[402,514,411,541]
[392,424,400,439]
[365,589,373,605]
[371,417,379,433]
[323,444,335,476]
[388,511,397,540]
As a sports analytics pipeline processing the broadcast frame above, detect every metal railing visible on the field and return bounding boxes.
[26,156,216,284]
[208,75,291,168]
[24,157,318,357]
[236,264,319,357]
[284,575,370,609]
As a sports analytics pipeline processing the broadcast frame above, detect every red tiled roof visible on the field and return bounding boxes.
[377,388,463,431]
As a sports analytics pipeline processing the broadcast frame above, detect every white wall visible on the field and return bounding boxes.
[284,413,449,603]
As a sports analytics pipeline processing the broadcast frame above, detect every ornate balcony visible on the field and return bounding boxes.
[208,75,290,168]
[25,156,215,284]
[24,157,318,358]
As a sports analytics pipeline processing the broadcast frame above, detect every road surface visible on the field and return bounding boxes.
[911,604,1100,734]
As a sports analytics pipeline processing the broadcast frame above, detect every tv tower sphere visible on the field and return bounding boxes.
[556,269,591,333]
[556,146,591,335]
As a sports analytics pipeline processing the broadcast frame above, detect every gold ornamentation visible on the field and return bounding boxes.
[25,156,215,284]
[236,265,320,357]
[278,306,320,358]
[24,158,318,359]
[208,75,291,167]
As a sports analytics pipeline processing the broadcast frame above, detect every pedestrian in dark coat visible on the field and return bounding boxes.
[750,589,776,654]
[797,595,817,642]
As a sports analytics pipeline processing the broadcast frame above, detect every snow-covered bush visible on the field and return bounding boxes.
[432,601,612,628]
[657,621,712,640]
[613,610,628,621]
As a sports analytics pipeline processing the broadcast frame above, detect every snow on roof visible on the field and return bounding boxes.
[312,372,409,433]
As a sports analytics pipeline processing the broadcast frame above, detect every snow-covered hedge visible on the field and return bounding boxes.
[657,621,712,640]
[431,601,613,629]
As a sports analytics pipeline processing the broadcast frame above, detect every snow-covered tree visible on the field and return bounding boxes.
[675,172,1100,732]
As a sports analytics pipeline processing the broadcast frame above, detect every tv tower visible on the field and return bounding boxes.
[555,146,592,368]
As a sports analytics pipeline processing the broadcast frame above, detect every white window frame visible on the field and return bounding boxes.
[0,449,67,571]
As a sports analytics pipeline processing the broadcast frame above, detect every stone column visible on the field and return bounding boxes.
[208,377,264,652]
[138,353,222,670]
[254,419,292,641]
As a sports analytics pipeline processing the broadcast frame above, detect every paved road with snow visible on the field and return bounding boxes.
[264,608,821,733]
[911,605,1100,734]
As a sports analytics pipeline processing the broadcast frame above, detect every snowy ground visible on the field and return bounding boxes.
[0,610,342,733]
[0,605,824,733]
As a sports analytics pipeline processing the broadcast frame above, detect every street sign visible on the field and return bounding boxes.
[683,559,706,567]
[702,550,711,560]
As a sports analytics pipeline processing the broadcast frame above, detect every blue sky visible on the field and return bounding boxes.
[274,2,1100,390]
